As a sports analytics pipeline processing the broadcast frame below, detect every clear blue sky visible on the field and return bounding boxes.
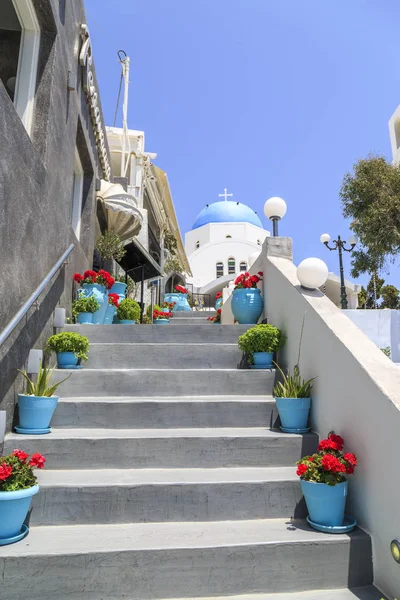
[85,0,400,286]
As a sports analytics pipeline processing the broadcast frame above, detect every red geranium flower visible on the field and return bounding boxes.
[233,271,263,290]
[108,293,120,307]
[318,433,344,453]
[215,292,222,299]
[13,449,29,462]
[29,453,46,469]
[73,273,83,283]
[321,454,346,473]
[296,463,308,476]
[0,463,12,480]
[344,452,357,466]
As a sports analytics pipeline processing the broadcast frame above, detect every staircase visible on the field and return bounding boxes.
[0,317,381,599]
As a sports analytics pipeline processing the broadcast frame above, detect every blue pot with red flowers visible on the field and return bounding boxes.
[215,292,223,310]
[0,449,45,544]
[231,272,264,324]
[297,433,358,530]
[73,270,115,324]
[104,293,120,324]
[165,286,191,311]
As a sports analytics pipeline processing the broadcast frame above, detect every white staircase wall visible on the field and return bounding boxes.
[245,237,400,598]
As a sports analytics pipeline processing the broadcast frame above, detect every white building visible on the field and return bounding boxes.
[185,192,270,299]
[389,104,400,163]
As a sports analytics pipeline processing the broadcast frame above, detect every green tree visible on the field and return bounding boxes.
[380,284,400,309]
[357,275,384,309]
[164,231,178,256]
[340,155,400,276]
[164,256,184,275]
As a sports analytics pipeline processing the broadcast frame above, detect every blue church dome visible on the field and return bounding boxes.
[192,200,263,230]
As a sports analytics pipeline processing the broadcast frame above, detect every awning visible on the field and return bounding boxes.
[119,238,163,281]
[97,180,143,241]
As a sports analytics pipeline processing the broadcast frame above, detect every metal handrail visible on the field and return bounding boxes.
[0,243,75,348]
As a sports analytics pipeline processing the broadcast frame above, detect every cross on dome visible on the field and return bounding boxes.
[218,188,233,202]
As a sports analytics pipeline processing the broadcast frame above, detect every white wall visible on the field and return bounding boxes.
[344,309,400,363]
[250,241,400,598]
[389,104,400,164]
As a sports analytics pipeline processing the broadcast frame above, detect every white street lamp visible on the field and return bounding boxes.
[297,258,329,290]
[264,197,287,236]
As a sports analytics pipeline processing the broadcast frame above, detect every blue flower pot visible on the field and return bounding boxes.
[275,397,311,430]
[57,352,78,367]
[231,288,263,324]
[104,305,117,325]
[155,318,169,324]
[0,485,39,541]
[17,394,59,430]
[253,352,273,368]
[119,320,136,324]
[77,312,93,324]
[301,480,348,527]
[110,282,127,296]
[215,298,223,310]
[80,284,107,324]
[164,293,191,312]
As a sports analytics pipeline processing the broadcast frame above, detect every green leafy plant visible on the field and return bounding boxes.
[95,231,126,262]
[117,298,141,322]
[46,332,90,362]
[18,362,70,397]
[0,450,46,491]
[238,324,285,364]
[72,296,100,316]
[380,347,391,358]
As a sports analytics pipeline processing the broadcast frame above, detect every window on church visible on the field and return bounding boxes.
[228,257,236,274]
[195,240,200,250]
[226,235,232,238]
[0,0,40,136]
[216,262,224,278]
[257,239,261,246]
[240,261,247,272]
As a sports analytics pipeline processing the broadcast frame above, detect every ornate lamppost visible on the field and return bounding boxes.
[320,233,357,309]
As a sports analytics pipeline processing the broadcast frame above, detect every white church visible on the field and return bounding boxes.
[185,189,361,309]
[185,189,269,299]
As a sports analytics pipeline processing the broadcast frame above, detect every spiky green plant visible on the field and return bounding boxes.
[18,362,71,397]
[273,363,315,398]
[273,311,315,398]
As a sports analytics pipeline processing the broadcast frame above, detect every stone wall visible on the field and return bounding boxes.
[0,0,108,433]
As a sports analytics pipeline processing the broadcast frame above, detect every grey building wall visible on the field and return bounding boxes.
[0,0,110,433]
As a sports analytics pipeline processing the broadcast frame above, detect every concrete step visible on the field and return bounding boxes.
[172,311,216,318]
[148,590,386,600]
[33,467,305,525]
[51,396,278,429]
[53,368,275,397]
[4,428,318,469]
[0,519,372,599]
[168,317,216,325]
[63,323,252,343]
[86,343,242,369]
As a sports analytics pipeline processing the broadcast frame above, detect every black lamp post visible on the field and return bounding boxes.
[320,233,357,309]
